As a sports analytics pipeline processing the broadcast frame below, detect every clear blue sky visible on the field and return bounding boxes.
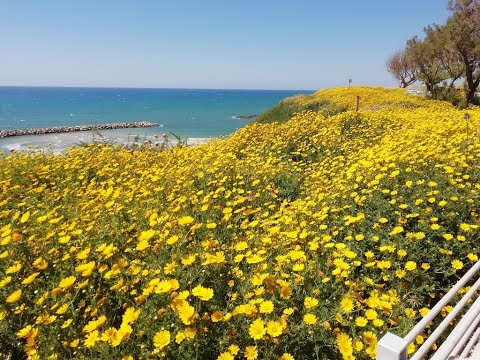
[0,0,450,90]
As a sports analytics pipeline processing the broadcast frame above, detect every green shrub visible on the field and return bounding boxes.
[255,94,346,124]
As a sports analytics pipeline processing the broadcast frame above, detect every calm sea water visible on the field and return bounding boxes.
[0,87,313,152]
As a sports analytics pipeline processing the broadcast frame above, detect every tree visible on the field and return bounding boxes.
[389,0,479,105]
[424,24,464,88]
[445,0,480,103]
[386,49,417,88]
[405,35,447,95]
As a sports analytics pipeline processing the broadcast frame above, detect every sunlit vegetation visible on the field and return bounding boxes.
[1,86,480,359]
[254,94,348,124]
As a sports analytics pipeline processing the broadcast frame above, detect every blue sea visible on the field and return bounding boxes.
[0,87,313,153]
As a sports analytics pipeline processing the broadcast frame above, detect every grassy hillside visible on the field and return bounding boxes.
[254,93,348,124]
[1,87,480,359]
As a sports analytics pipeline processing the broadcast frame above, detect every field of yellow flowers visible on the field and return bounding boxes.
[1,86,480,360]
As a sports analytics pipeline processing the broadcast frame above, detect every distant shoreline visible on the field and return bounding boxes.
[0,121,161,138]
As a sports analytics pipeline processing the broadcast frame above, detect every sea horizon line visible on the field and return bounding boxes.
[0,85,317,92]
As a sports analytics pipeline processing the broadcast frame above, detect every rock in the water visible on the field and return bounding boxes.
[232,115,257,120]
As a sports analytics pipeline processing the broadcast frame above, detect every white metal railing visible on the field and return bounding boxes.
[376,260,480,360]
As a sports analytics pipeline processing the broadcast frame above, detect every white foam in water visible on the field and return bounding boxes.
[0,129,210,154]
[5,143,22,152]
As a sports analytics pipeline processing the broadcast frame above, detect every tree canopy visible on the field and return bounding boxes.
[387,0,480,105]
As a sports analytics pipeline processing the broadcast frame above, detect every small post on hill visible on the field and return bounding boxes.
[355,96,360,112]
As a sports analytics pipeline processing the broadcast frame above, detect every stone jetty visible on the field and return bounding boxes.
[232,115,257,120]
[0,121,161,138]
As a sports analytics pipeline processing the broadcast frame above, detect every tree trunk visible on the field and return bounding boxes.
[448,73,462,88]
[466,80,479,104]
[461,51,480,104]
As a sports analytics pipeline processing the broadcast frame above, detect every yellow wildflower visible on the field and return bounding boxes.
[84,330,100,348]
[451,260,463,271]
[58,276,76,289]
[249,318,266,340]
[405,261,417,271]
[244,345,258,360]
[259,300,274,314]
[266,320,284,337]
[303,313,317,325]
[153,330,170,350]
[192,286,214,301]
[6,289,22,303]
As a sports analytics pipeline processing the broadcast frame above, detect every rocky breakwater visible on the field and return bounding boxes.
[0,121,161,138]
[232,115,257,120]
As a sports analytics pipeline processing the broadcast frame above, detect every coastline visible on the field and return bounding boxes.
[0,128,209,154]
[0,121,161,138]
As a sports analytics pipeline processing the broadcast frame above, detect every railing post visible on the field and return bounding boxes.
[430,295,480,360]
[376,260,480,359]
[377,333,408,360]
